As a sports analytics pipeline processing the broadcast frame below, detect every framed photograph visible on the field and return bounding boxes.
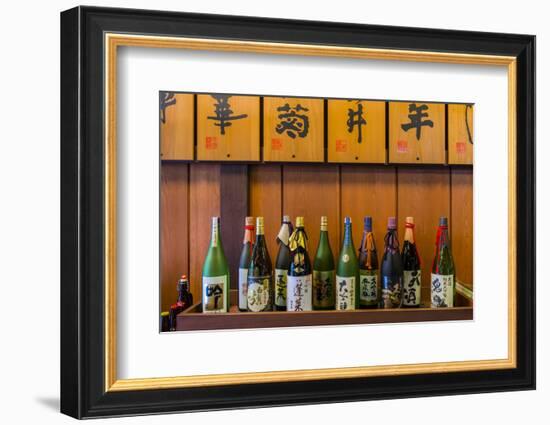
[60,6,535,419]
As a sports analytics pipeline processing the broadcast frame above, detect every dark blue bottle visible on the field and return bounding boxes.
[380,217,403,308]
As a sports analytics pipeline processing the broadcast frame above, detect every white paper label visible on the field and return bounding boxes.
[247,276,271,312]
[336,275,356,310]
[431,273,454,308]
[238,268,248,310]
[287,274,312,311]
[403,269,421,306]
[202,275,227,313]
[274,268,287,307]
[359,271,378,304]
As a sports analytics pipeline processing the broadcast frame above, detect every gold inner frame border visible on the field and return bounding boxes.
[104,33,517,392]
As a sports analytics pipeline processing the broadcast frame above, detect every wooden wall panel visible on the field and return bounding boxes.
[282,165,340,258]
[448,104,474,165]
[220,165,249,289]
[249,165,282,260]
[397,168,451,305]
[451,168,473,287]
[263,97,324,162]
[389,102,445,164]
[197,95,260,161]
[189,163,221,302]
[328,100,386,164]
[341,166,397,250]
[160,93,194,160]
[160,163,189,313]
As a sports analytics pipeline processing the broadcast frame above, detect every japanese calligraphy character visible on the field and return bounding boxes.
[401,103,434,140]
[275,103,309,139]
[347,102,367,143]
[207,95,248,135]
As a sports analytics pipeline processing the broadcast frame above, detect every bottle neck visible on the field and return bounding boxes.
[177,287,186,303]
[210,219,221,248]
[255,232,267,247]
[435,225,450,250]
[319,228,329,243]
[384,228,399,253]
[289,226,308,251]
[243,225,255,245]
[277,222,291,246]
[343,223,353,247]
[404,223,415,244]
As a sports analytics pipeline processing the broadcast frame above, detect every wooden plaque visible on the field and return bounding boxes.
[389,101,445,164]
[328,99,386,163]
[448,103,474,164]
[160,92,194,160]
[197,94,260,161]
[263,97,324,162]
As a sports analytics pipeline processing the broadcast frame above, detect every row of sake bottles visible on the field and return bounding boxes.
[201,214,456,313]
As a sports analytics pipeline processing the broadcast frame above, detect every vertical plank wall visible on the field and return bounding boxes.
[160,162,473,312]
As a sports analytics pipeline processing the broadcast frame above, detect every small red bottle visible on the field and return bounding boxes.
[168,275,193,331]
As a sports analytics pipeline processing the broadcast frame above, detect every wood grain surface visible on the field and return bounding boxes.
[197,94,260,161]
[263,97,324,162]
[389,101,445,164]
[328,99,386,163]
[448,104,474,165]
[160,93,194,160]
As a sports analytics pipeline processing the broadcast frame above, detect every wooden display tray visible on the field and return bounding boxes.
[176,288,473,331]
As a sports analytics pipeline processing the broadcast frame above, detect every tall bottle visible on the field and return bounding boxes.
[201,217,230,313]
[358,217,379,309]
[402,217,421,307]
[313,216,335,310]
[380,217,403,308]
[169,274,194,330]
[247,217,273,312]
[431,217,455,308]
[238,217,255,312]
[274,215,292,311]
[336,217,359,310]
[287,216,313,311]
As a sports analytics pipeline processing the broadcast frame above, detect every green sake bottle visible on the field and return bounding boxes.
[313,216,335,310]
[431,217,456,308]
[201,217,230,313]
[336,217,360,310]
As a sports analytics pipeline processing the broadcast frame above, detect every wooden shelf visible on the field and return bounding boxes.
[175,291,473,332]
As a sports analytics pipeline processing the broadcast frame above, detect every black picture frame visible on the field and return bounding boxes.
[61,5,535,419]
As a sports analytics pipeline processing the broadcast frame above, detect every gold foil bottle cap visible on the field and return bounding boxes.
[256,216,264,234]
[296,216,304,228]
[320,215,328,231]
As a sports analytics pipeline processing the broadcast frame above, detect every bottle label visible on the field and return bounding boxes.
[211,222,218,247]
[381,276,402,308]
[287,275,312,311]
[359,270,378,304]
[202,275,227,313]
[313,270,335,308]
[336,276,356,310]
[238,268,248,310]
[277,225,290,246]
[431,274,454,308]
[274,268,287,307]
[247,276,271,312]
[403,270,421,306]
